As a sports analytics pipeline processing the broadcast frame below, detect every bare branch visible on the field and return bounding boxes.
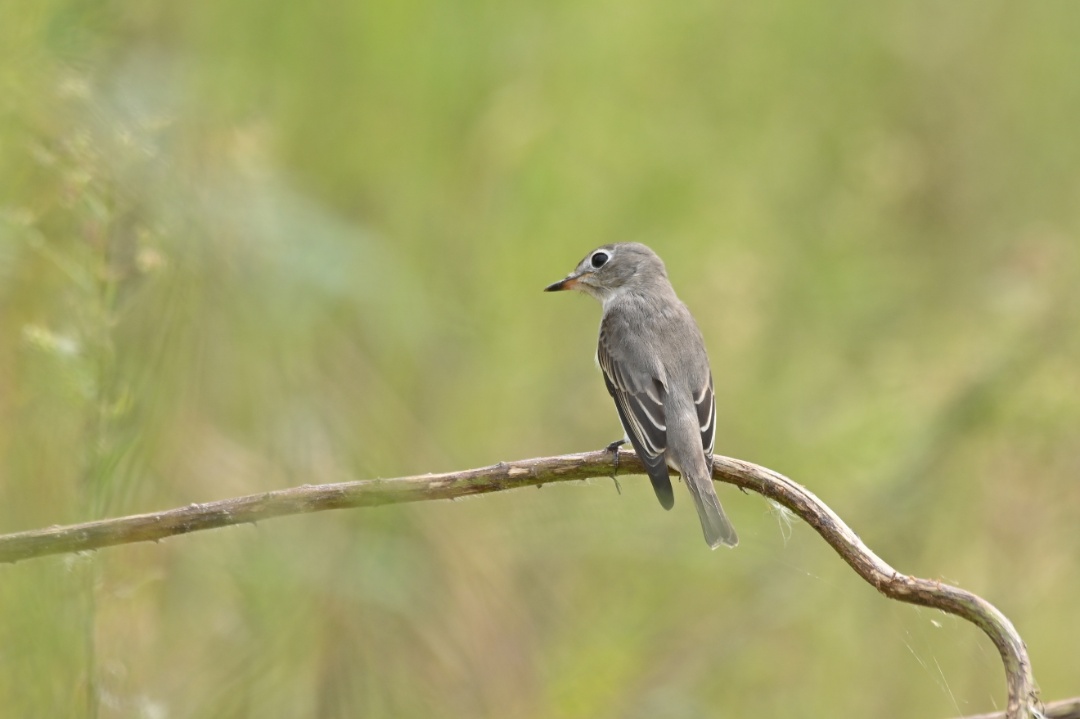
[708,454,1041,719]
[959,697,1080,719]
[0,450,1043,719]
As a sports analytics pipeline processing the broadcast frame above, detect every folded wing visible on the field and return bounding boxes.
[597,333,674,509]
[695,371,716,462]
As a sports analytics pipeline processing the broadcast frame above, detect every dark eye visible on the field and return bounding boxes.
[591,251,609,268]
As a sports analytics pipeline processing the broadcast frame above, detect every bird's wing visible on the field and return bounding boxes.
[597,330,674,509]
[695,371,716,462]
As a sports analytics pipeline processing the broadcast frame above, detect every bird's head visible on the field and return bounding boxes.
[544,242,668,303]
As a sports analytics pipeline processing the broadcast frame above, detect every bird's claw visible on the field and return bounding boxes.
[604,440,628,494]
[605,439,627,473]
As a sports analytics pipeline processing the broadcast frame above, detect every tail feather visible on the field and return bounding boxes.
[685,474,738,549]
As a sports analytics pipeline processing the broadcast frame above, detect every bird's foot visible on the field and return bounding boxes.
[605,439,628,494]
[605,439,627,472]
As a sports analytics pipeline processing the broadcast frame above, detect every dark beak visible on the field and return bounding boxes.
[544,273,581,292]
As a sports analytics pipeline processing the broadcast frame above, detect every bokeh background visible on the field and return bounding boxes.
[2,1,1079,717]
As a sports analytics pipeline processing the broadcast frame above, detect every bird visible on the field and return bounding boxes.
[545,242,738,548]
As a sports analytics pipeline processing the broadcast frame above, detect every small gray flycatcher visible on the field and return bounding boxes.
[545,242,738,549]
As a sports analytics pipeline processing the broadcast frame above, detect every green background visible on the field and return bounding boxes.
[2,1,1078,716]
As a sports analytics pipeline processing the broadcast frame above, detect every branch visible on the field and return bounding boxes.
[0,450,1042,719]
[960,698,1080,719]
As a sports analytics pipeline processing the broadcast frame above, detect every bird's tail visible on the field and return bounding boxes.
[685,473,738,549]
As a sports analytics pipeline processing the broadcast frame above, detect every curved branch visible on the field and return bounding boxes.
[707,455,1040,719]
[961,697,1080,719]
[0,450,1041,718]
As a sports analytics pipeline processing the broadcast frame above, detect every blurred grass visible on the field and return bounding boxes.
[2,0,1080,717]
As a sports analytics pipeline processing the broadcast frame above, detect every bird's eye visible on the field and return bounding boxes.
[591,251,609,268]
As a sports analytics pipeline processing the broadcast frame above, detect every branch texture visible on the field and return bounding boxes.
[0,450,1042,719]
[962,698,1080,719]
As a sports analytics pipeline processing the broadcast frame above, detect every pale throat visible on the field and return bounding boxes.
[599,284,633,311]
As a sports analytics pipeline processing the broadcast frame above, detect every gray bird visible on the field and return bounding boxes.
[545,242,738,548]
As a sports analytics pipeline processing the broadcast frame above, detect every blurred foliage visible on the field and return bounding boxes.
[2,0,1079,717]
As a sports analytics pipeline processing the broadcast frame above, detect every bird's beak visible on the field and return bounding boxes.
[544,273,581,292]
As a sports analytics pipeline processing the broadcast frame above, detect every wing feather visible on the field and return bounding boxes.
[598,328,674,509]
[695,371,716,459]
